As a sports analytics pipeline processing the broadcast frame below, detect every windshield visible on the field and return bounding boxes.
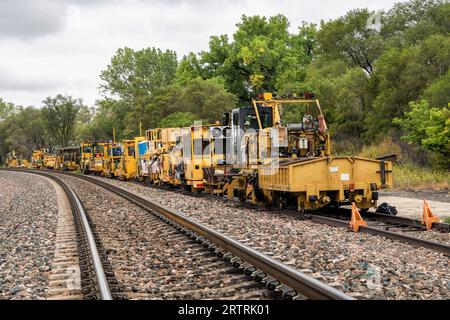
[82,146,92,153]
[111,147,122,157]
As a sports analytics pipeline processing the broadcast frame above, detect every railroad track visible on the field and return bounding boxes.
[305,211,450,256]
[121,178,450,256]
[5,169,119,300]
[2,168,352,300]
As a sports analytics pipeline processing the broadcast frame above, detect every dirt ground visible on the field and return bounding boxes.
[377,190,450,219]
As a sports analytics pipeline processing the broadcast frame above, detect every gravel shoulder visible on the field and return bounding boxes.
[378,191,450,219]
[87,175,450,300]
[0,171,59,299]
[380,190,450,203]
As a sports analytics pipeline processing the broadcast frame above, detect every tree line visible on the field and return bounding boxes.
[0,0,448,168]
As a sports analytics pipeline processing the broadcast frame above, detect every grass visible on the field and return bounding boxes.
[393,162,449,191]
[353,137,449,191]
[358,137,404,159]
[443,216,450,224]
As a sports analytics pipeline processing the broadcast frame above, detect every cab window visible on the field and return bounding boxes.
[128,146,135,157]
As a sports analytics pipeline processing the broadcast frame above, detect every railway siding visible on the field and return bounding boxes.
[87,175,450,300]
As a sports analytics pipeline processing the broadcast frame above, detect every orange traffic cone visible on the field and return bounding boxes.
[350,202,367,233]
[422,200,440,231]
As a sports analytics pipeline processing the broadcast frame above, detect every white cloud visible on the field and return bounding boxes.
[0,0,408,107]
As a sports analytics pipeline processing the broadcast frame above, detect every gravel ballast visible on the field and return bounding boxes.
[58,175,272,300]
[88,176,450,300]
[0,171,59,300]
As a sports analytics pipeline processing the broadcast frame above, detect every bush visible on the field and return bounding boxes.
[393,100,449,169]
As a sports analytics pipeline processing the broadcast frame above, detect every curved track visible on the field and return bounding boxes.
[8,170,119,299]
[3,168,352,300]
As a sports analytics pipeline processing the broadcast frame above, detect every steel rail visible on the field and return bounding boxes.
[2,168,113,300]
[364,211,450,232]
[93,173,450,256]
[308,215,450,256]
[189,190,450,255]
[56,171,353,300]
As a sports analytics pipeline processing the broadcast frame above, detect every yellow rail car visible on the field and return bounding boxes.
[55,147,80,171]
[114,137,145,180]
[6,151,24,168]
[258,156,392,211]
[43,154,57,169]
[80,142,93,174]
[102,143,122,178]
[31,150,45,169]
[146,128,184,185]
[219,93,392,211]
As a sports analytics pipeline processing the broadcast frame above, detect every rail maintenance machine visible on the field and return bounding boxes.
[220,92,393,212]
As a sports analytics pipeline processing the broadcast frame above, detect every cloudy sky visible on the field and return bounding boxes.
[0,0,407,107]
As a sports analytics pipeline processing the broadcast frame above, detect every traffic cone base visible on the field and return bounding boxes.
[350,202,367,233]
[422,200,440,231]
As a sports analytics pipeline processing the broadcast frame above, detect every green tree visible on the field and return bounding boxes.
[0,98,15,121]
[176,52,203,85]
[42,95,82,147]
[0,107,50,160]
[151,78,238,125]
[179,78,238,122]
[423,70,450,107]
[382,0,448,44]
[201,15,315,101]
[366,33,450,139]
[99,47,178,133]
[394,100,449,167]
[159,112,197,128]
[303,56,370,141]
[317,9,384,76]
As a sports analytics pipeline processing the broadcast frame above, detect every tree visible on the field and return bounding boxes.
[41,95,82,147]
[303,56,370,141]
[317,9,384,76]
[176,52,203,85]
[200,15,315,101]
[0,98,14,121]
[423,70,450,107]
[99,47,178,132]
[365,33,450,139]
[159,112,197,128]
[151,78,238,125]
[0,106,51,160]
[179,78,238,122]
[393,100,449,167]
[382,0,448,44]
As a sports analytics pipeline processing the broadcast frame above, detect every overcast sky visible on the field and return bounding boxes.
[0,0,407,107]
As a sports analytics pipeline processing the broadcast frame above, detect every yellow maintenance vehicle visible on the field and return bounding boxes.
[80,142,93,174]
[220,92,392,211]
[55,147,80,171]
[43,153,57,169]
[146,128,185,185]
[90,143,107,175]
[31,150,45,169]
[6,150,24,168]
[103,143,123,178]
[145,125,231,192]
[114,137,145,180]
